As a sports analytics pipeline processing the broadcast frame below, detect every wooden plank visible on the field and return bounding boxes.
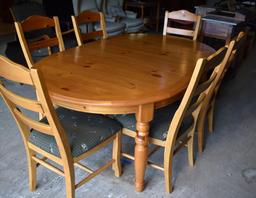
[32,156,65,176]
[75,160,114,189]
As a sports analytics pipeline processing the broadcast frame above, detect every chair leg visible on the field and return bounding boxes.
[208,98,215,133]
[164,149,173,193]
[197,108,207,154]
[28,152,37,191]
[64,166,75,198]
[187,134,194,167]
[112,131,122,177]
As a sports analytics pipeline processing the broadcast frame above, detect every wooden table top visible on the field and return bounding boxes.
[35,34,214,111]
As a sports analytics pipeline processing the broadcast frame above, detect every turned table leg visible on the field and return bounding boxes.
[135,103,154,192]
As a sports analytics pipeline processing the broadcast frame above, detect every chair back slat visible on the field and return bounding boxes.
[13,108,53,136]
[76,11,102,24]
[28,37,59,51]
[231,31,247,70]
[81,30,104,41]
[185,93,206,117]
[0,56,72,161]
[166,27,194,37]
[193,71,217,96]
[0,84,44,114]
[165,40,235,151]
[205,47,228,72]
[71,11,107,46]
[20,15,55,32]
[186,46,230,117]
[163,10,201,40]
[213,32,246,102]
[0,56,32,85]
[14,16,65,68]
[167,10,198,22]
[235,31,247,50]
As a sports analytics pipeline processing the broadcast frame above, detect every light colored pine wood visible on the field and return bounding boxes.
[14,15,65,68]
[148,161,164,171]
[75,160,114,189]
[0,56,122,198]
[28,142,63,165]
[34,34,214,192]
[119,44,233,192]
[112,132,122,177]
[197,33,244,153]
[28,150,37,191]
[0,56,32,84]
[0,80,44,113]
[122,152,135,160]
[71,11,107,46]
[32,156,65,176]
[135,103,154,192]
[163,10,201,41]
[74,162,93,173]
[13,108,52,135]
[35,34,214,109]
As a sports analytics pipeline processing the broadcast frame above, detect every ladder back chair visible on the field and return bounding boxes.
[163,10,201,41]
[229,31,248,76]
[0,56,122,198]
[113,44,232,193]
[197,32,245,153]
[14,15,65,68]
[71,11,107,46]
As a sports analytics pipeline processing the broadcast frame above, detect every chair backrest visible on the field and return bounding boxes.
[215,31,246,91]
[10,1,46,22]
[0,55,72,163]
[232,31,247,67]
[71,11,107,46]
[165,40,235,152]
[14,15,65,68]
[163,10,201,41]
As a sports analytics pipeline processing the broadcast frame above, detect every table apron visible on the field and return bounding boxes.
[52,94,182,115]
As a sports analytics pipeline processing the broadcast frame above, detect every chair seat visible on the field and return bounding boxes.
[29,108,121,157]
[114,103,194,141]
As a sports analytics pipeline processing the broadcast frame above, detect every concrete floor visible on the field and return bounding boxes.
[0,46,256,198]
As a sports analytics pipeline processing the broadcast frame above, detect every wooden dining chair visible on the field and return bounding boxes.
[197,32,246,153]
[113,40,234,193]
[14,15,65,69]
[0,56,122,198]
[163,10,201,41]
[71,11,107,46]
[229,31,248,77]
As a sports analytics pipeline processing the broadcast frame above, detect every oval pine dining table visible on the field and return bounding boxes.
[35,33,215,192]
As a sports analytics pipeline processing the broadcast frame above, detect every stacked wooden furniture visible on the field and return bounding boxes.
[197,31,247,153]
